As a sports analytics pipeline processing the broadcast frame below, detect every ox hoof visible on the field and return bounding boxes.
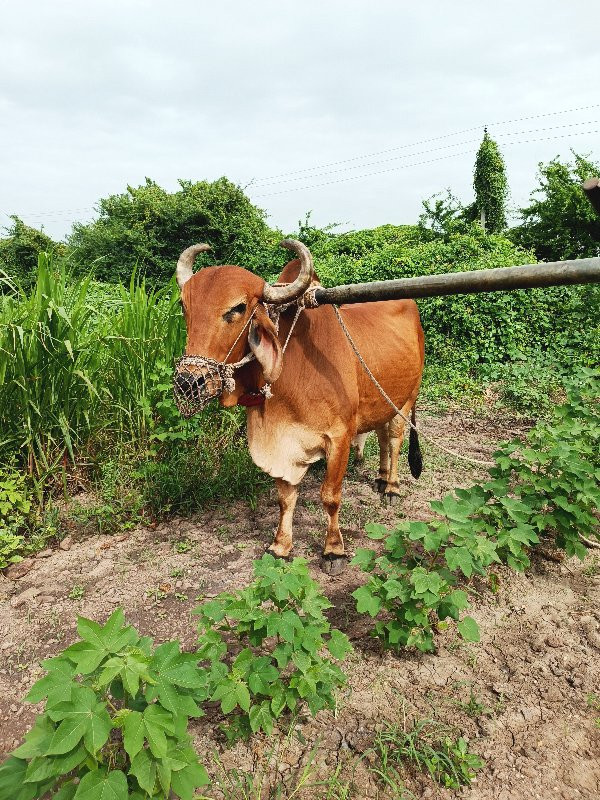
[383,491,400,507]
[320,553,348,575]
[373,478,387,494]
[265,546,292,562]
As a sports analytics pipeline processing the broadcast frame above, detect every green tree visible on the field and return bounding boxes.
[68,177,283,285]
[0,217,64,289]
[473,130,508,233]
[510,151,600,261]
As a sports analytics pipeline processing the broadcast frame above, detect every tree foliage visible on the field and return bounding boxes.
[473,130,508,233]
[510,151,600,261]
[68,177,283,285]
[0,217,64,290]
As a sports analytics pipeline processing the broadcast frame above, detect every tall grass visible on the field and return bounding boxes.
[100,273,184,441]
[0,254,101,478]
[0,253,263,516]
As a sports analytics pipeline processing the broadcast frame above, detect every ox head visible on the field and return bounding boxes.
[173,239,314,414]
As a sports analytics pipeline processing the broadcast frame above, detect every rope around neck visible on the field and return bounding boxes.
[331,305,496,469]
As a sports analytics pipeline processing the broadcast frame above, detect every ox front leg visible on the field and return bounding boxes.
[320,437,351,575]
[267,479,298,560]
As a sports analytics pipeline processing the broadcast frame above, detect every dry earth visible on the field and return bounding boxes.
[1,410,599,799]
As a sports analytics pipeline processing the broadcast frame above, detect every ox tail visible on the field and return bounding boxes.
[408,405,423,479]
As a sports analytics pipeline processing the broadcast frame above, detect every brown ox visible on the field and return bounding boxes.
[174,240,424,573]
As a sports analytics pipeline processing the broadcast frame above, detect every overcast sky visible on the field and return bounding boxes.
[1,1,598,241]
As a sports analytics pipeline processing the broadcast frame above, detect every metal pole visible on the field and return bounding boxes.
[312,257,600,306]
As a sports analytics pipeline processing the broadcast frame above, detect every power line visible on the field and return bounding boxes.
[251,119,600,189]
[6,102,600,221]
[250,102,600,184]
[253,128,600,198]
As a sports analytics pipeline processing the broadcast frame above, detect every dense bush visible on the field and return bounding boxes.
[68,177,285,285]
[195,554,351,741]
[0,255,265,516]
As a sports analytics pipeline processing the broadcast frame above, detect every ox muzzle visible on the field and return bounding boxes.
[173,355,237,418]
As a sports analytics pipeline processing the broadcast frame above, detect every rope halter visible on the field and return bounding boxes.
[173,308,260,418]
[172,299,306,418]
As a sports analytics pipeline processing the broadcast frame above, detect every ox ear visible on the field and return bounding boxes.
[248,306,283,384]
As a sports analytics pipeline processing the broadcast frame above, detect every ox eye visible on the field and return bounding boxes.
[223,302,246,322]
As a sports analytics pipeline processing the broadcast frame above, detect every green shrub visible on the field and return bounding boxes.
[68,177,284,285]
[0,217,65,291]
[0,465,32,569]
[0,609,210,800]
[195,554,352,741]
[310,224,600,385]
[353,369,600,651]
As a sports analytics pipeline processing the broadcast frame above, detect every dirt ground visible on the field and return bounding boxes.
[1,410,599,799]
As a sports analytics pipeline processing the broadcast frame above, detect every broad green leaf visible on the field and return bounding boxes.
[235,682,251,712]
[249,701,275,735]
[444,546,474,578]
[365,523,388,539]
[45,716,89,755]
[143,712,168,758]
[13,716,55,759]
[83,703,111,754]
[457,616,480,642]
[130,748,157,795]
[54,783,78,800]
[170,762,210,800]
[123,711,144,759]
[26,658,76,705]
[352,585,381,617]
[74,768,128,800]
[326,630,352,660]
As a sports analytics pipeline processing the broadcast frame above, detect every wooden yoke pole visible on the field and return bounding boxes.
[312,257,600,306]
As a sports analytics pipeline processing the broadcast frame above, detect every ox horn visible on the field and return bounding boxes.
[176,243,211,289]
[262,239,314,304]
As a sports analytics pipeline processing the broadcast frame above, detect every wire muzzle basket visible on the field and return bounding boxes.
[173,356,236,418]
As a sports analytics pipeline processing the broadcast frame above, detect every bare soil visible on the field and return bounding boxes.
[1,410,599,799]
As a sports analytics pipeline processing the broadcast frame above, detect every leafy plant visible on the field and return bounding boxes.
[353,369,599,651]
[473,129,508,233]
[0,465,31,565]
[511,151,600,262]
[195,554,352,741]
[0,609,210,799]
[351,522,484,652]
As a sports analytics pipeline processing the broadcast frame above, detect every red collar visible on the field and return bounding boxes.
[237,392,265,407]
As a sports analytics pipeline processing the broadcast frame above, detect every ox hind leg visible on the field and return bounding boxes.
[352,432,368,464]
[380,402,415,506]
[320,435,352,576]
[267,479,298,559]
[374,425,390,493]
[382,412,408,506]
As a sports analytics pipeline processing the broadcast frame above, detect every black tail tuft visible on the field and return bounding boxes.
[408,405,423,479]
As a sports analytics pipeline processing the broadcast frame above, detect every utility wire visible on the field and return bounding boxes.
[251,119,600,189]
[7,102,600,221]
[250,102,600,184]
[253,128,600,198]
